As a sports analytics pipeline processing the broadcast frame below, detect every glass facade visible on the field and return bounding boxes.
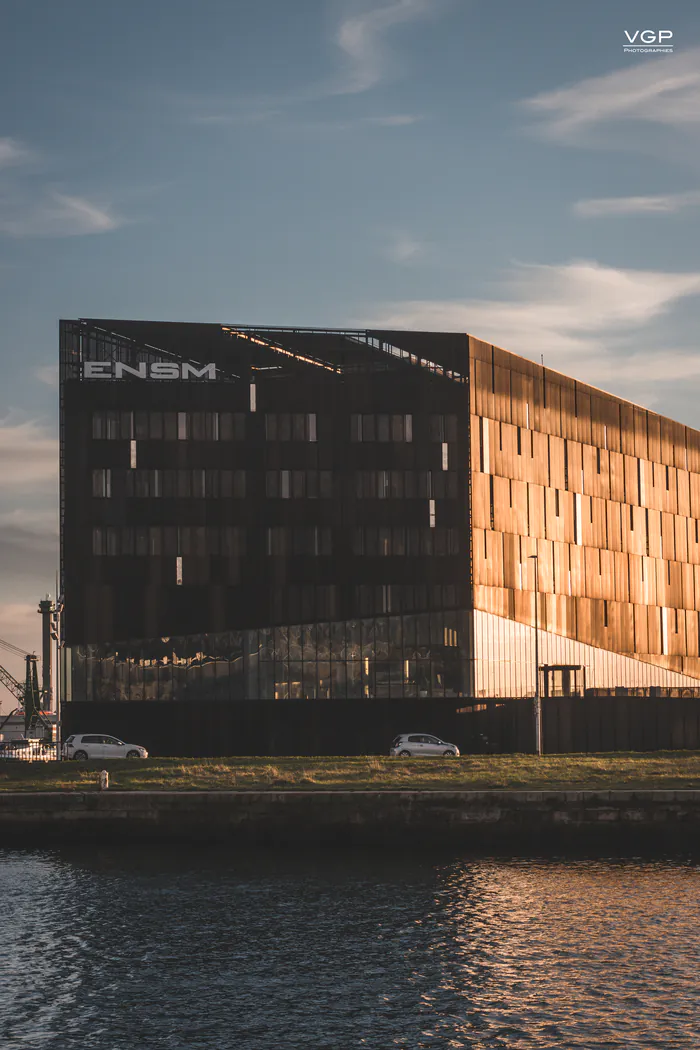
[68,611,469,703]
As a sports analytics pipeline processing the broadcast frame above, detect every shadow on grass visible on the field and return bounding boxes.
[0,752,699,792]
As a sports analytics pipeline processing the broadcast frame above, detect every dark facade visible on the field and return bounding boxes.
[60,321,473,725]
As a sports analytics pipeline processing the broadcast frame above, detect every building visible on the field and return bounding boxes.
[59,319,700,753]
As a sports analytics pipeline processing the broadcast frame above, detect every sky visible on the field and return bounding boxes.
[1,0,700,682]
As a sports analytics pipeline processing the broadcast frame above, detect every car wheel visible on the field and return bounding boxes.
[443,750,456,757]
[73,750,88,761]
[126,750,141,758]
[398,749,412,757]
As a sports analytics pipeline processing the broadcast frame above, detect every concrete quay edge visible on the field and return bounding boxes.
[0,789,699,846]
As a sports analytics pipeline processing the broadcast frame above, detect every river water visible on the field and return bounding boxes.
[0,847,698,1049]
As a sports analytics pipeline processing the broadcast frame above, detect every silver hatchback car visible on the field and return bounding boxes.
[390,733,460,757]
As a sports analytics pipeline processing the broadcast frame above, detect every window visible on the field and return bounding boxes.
[220,470,246,498]
[356,470,457,499]
[266,527,289,556]
[265,413,317,442]
[376,415,390,442]
[126,469,243,498]
[292,527,332,556]
[222,527,246,557]
[92,411,122,439]
[92,469,111,498]
[92,528,105,556]
[219,412,245,440]
[350,414,413,442]
[266,470,331,498]
[163,413,178,440]
[352,527,458,556]
[428,414,457,442]
[190,412,220,441]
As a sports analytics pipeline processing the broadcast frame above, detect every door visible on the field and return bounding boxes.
[79,735,105,758]
[406,735,425,755]
[102,736,127,759]
[422,735,442,755]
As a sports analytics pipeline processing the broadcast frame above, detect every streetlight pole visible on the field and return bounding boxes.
[528,553,542,756]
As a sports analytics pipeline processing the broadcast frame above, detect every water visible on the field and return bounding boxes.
[1,847,699,1049]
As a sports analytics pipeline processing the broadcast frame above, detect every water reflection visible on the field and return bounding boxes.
[1,849,698,1049]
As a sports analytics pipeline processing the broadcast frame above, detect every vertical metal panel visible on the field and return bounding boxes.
[466,335,700,694]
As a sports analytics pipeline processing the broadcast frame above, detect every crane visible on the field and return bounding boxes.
[0,636,52,737]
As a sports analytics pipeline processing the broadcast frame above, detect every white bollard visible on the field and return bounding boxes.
[99,769,109,791]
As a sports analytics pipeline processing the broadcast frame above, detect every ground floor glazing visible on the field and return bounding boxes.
[66,611,469,702]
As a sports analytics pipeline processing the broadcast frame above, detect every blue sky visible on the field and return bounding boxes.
[1,0,700,671]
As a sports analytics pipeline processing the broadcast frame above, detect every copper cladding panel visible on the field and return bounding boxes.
[469,340,700,678]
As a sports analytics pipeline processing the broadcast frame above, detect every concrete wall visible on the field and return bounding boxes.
[3,789,700,846]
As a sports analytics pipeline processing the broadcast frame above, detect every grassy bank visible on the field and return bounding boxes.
[0,752,699,792]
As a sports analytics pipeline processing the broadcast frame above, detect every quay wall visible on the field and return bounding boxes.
[1,790,700,847]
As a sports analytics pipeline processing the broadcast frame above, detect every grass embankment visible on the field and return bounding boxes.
[0,752,699,792]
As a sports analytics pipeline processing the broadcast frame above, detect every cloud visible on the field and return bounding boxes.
[575,348,700,385]
[384,231,423,263]
[0,419,57,486]
[0,137,31,169]
[0,191,123,238]
[34,364,59,389]
[369,260,700,358]
[574,190,700,217]
[332,0,432,96]
[185,1,435,125]
[522,48,700,143]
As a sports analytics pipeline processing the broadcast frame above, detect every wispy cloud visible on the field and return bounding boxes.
[185,1,435,126]
[0,419,57,486]
[332,0,432,96]
[34,364,59,389]
[369,260,700,357]
[0,137,32,169]
[383,230,424,263]
[0,191,123,238]
[574,190,700,217]
[522,48,700,144]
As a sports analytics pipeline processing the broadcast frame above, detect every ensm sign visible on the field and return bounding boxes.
[83,361,217,379]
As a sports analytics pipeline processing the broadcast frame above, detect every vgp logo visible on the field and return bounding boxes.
[624,30,673,53]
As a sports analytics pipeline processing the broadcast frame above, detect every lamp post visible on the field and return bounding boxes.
[50,598,63,760]
[528,553,542,756]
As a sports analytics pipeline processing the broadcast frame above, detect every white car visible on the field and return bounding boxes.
[389,733,460,757]
[62,734,148,760]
